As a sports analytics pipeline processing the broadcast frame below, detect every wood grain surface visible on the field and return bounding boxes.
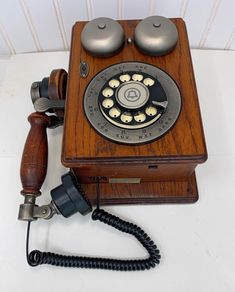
[82,172,199,205]
[20,112,50,196]
[61,18,207,204]
[62,18,207,165]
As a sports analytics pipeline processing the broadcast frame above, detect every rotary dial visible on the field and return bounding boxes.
[83,62,181,144]
[99,71,167,130]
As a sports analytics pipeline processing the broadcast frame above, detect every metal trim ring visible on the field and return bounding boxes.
[83,62,181,144]
[30,81,41,104]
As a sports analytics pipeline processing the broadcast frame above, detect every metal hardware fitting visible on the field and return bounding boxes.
[33,97,65,112]
[18,195,59,221]
[80,61,89,78]
[30,81,41,104]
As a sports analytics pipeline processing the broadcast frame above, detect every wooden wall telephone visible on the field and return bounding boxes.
[18,16,207,271]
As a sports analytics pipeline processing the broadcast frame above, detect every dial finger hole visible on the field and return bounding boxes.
[134,112,146,122]
[121,112,133,123]
[143,78,155,86]
[119,74,131,82]
[109,107,121,118]
[145,106,157,116]
[102,88,114,97]
[109,79,120,88]
[102,98,114,109]
[132,74,143,82]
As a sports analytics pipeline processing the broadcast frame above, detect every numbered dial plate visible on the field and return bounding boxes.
[98,70,167,130]
[84,62,181,144]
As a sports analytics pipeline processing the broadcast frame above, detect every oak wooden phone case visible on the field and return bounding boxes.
[18,17,206,271]
[62,18,207,205]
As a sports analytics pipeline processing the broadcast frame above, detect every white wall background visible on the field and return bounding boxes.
[0,0,235,55]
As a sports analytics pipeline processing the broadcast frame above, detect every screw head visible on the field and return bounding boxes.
[98,23,106,29]
[42,208,47,215]
[153,23,161,28]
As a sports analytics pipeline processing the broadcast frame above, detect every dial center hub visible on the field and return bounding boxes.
[116,81,149,109]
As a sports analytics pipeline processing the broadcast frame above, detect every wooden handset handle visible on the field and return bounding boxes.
[20,112,51,197]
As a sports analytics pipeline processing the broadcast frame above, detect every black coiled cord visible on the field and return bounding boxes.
[27,208,161,271]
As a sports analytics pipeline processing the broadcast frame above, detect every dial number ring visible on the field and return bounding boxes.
[84,62,181,144]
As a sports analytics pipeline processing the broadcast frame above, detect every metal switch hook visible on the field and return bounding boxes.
[33,97,65,112]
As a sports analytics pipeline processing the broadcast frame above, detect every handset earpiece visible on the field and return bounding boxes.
[134,15,178,56]
[30,69,67,118]
[81,17,125,57]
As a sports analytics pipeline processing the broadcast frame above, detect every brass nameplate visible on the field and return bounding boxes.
[109,178,141,184]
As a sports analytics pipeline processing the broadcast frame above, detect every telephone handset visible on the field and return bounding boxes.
[20,70,161,271]
[18,16,207,271]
